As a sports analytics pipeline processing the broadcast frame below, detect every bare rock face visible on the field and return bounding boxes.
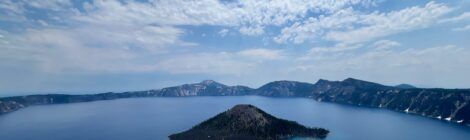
[309,78,470,125]
[255,80,315,97]
[0,101,24,115]
[158,80,253,96]
[169,104,329,140]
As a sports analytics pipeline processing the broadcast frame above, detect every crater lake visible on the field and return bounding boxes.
[0,96,469,140]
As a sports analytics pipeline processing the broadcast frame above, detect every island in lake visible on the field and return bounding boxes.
[169,104,329,140]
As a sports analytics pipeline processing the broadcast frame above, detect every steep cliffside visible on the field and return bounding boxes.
[254,80,315,97]
[158,80,253,96]
[310,78,470,125]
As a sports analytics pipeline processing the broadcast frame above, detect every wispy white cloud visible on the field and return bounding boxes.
[1,27,285,75]
[0,24,192,74]
[274,7,360,44]
[24,25,187,51]
[239,26,265,36]
[70,0,377,36]
[155,48,287,75]
[326,2,451,43]
[218,29,229,37]
[237,48,285,60]
[452,24,470,31]
[0,0,74,22]
[0,0,377,75]
[439,12,470,23]
[371,40,401,50]
[155,52,256,75]
[275,1,452,44]
[27,0,72,10]
[296,43,362,61]
[0,0,68,15]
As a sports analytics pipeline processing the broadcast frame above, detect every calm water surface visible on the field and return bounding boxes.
[0,96,469,140]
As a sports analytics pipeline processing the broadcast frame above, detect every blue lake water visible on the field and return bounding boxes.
[0,96,469,140]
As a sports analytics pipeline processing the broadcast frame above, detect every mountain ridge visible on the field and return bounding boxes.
[1,78,469,126]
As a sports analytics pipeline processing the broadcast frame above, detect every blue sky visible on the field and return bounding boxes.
[0,0,469,95]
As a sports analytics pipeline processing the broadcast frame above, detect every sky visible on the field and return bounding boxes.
[0,0,469,95]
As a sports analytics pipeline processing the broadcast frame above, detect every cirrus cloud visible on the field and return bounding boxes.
[275,1,452,44]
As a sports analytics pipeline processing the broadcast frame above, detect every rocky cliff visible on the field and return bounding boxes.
[254,80,315,97]
[309,78,470,125]
[157,80,253,96]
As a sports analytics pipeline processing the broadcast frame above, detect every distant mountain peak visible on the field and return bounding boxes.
[256,80,315,97]
[199,80,223,86]
[315,78,376,86]
[342,77,363,82]
[200,79,215,84]
[395,84,416,89]
[340,78,390,89]
[169,104,329,140]
[264,80,299,85]
[315,79,333,84]
[225,104,270,127]
[342,77,376,84]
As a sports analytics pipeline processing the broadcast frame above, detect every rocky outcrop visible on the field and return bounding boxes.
[309,78,470,126]
[254,80,315,97]
[169,104,329,140]
[0,100,24,115]
[158,80,253,96]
